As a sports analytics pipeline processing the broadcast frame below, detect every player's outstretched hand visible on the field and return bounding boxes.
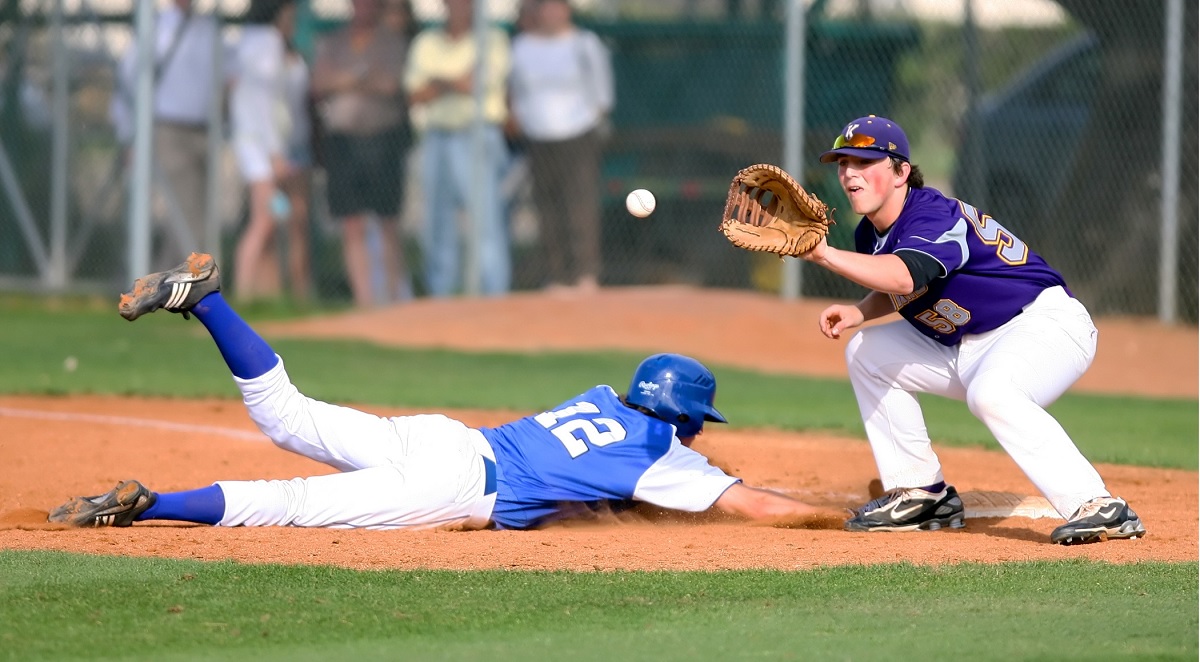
[798,235,829,263]
[818,303,864,340]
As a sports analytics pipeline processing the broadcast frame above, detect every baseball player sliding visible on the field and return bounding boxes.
[801,115,1145,545]
[48,254,835,531]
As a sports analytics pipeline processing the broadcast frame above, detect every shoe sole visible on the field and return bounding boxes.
[845,514,966,533]
[119,253,215,321]
[1052,519,1147,545]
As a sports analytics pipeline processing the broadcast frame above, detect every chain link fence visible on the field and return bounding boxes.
[0,0,1194,321]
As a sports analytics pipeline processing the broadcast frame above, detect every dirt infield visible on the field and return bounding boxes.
[0,287,1195,570]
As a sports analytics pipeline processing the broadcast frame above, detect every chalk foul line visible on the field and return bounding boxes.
[0,406,265,442]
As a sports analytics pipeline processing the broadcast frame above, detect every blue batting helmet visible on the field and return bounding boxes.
[625,353,727,438]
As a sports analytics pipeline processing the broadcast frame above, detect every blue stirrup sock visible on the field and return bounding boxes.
[137,485,226,525]
[921,481,947,494]
[191,292,279,379]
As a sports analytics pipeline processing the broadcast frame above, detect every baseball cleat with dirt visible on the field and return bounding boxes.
[119,252,220,321]
[48,480,157,527]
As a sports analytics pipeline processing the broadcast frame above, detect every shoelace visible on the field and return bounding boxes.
[853,486,947,516]
[854,488,911,516]
[1070,497,1116,521]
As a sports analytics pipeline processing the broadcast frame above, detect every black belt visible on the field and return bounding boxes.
[482,456,497,496]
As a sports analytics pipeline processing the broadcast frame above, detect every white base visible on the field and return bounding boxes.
[960,491,1059,519]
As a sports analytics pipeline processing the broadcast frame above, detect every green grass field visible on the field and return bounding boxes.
[0,302,1195,469]
[1,298,1196,660]
[1,552,1195,662]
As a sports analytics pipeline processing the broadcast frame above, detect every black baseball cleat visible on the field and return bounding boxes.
[48,480,157,527]
[1050,496,1146,545]
[118,252,220,321]
[845,485,966,532]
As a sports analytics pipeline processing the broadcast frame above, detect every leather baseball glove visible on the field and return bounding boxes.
[719,164,833,257]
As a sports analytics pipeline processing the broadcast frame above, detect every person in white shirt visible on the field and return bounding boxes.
[110,0,235,270]
[508,0,613,294]
[230,0,312,302]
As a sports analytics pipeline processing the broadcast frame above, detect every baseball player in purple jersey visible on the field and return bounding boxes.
[48,254,833,530]
[800,115,1145,545]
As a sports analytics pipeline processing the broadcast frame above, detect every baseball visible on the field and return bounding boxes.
[626,189,656,218]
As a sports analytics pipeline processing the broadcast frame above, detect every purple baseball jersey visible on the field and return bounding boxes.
[854,186,1068,346]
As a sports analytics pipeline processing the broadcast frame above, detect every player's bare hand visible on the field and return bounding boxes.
[818,303,864,340]
[800,236,829,263]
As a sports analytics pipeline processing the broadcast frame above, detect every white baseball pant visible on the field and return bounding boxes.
[214,359,497,530]
[845,286,1108,517]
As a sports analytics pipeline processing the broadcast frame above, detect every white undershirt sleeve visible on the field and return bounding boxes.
[632,441,740,512]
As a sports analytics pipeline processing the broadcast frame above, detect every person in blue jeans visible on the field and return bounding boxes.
[405,0,511,297]
[49,253,836,530]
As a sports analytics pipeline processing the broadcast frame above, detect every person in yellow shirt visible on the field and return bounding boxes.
[405,0,511,297]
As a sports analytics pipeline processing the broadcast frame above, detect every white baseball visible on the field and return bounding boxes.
[626,189,656,218]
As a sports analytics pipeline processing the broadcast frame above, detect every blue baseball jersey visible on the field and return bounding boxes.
[480,385,739,530]
[854,186,1068,346]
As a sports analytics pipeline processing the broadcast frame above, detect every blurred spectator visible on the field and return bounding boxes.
[311,0,411,307]
[381,0,420,299]
[110,0,234,270]
[383,0,420,41]
[279,26,314,300]
[508,0,613,294]
[230,0,312,302]
[405,0,511,297]
[498,0,538,261]
[513,0,539,33]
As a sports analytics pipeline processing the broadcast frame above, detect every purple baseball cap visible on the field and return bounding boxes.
[819,115,910,163]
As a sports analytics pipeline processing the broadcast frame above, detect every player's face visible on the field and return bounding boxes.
[837,155,905,219]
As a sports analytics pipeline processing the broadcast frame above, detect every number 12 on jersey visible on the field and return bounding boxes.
[535,402,628,458]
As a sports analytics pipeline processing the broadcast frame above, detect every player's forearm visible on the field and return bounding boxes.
[749,490,824,520]
[809,246,915,295]
[714,483,823,521]
[855,291,897,322]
